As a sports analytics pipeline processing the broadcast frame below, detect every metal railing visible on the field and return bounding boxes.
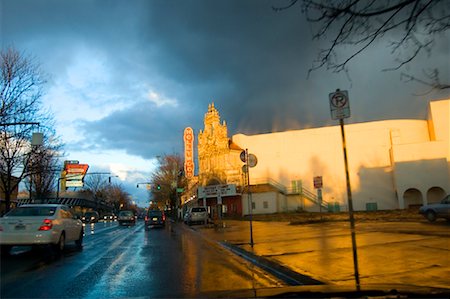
[250,177,328,209]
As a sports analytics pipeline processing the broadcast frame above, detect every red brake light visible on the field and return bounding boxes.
[38,219,53,231]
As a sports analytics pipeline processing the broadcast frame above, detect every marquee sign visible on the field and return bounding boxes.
[183,127,194,179]
[198,184,237,198]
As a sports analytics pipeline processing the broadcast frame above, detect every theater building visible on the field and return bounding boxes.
[183,99,449,216]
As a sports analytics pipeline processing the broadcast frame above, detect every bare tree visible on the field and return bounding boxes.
[24,138,63,202]
[83,174,109,203]
[274,0,450,89]
[105,183,131,211]
[150,154,186,212]
[83,175,132,211]
[0,47,56,212]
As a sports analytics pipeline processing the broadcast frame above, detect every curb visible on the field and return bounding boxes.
[181,222,324,287]
[220,242,323,286]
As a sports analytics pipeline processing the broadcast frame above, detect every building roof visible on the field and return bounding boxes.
[229,140,243,151]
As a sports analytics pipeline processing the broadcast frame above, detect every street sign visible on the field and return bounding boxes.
[248,154,258,168]
[242,165,248,173]
[329,89,350,120]
[313,176,323,189]
[240,150,246,163]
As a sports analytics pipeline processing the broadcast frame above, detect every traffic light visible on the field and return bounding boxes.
[156,184,161,190]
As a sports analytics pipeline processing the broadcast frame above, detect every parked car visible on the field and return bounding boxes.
[0,204,84,255]
[81,211,100,223]
[184,206,209,225]
[419,195,450,222]
[117,210,136,226]
[144,209,166,229]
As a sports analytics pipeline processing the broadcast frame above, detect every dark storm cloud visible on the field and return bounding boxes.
[2,0,449,161]
[72,100,195,159]
[139,0,318,133]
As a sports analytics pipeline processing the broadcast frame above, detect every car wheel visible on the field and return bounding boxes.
[53,233,65,253]
[426,210,437,222]
[75,230,83,249]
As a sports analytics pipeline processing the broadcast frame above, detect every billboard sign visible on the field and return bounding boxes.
[63,162,89,189]
[65,163,89,174]
[65,180,84,188]
[184,127,194,179]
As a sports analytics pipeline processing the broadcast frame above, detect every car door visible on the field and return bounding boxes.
[60,206,79,241]
[436,195,450,217]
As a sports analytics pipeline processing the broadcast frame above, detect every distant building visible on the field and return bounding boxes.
[0,173,19,215]
[185,99,449,216]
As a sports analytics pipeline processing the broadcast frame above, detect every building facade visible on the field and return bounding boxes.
[189,99,449,215]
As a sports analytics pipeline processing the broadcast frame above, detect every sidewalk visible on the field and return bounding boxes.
[193,217,450,290]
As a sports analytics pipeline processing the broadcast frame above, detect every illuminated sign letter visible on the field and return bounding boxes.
[183,127,195,179]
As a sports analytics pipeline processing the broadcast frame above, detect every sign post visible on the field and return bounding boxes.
[313,176,323,215]
[241,149,257,248]
[329,89,360,291]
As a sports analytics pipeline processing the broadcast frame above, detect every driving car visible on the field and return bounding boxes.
[144,209,166,229]
[0,204,84,255]
[419,194,450,222]
[81,211,100,223]
[102,213,116,221]
[183,206,209,225]
[117,210,136,226]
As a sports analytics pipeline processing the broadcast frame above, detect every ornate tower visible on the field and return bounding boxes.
[198,103,230,185]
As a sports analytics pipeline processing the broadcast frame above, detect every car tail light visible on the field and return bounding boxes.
[38,219,53,231]
[145,216,148,221]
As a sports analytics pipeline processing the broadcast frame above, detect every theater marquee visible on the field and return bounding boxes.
[183,127,194,178]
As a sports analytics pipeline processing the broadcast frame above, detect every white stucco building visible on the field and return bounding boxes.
[232,98,449,214]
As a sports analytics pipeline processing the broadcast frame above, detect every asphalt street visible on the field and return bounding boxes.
[195,218,450,290]
[0,220,283,298]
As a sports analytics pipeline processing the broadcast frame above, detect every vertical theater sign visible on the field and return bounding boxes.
[184,127,194,179]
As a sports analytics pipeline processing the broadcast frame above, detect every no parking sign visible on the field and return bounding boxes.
[329,89,350,120]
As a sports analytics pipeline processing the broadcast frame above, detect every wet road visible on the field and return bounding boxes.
[199,219,450,289]
[1,220,283,298]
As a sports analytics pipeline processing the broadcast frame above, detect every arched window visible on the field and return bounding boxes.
[403,188,423,208]
[427,187,446,204]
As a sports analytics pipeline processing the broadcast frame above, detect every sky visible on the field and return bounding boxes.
[1,0,449,207]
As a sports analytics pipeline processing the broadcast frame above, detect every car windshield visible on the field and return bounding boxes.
[5,206,57,217]
[2,1,449,298]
